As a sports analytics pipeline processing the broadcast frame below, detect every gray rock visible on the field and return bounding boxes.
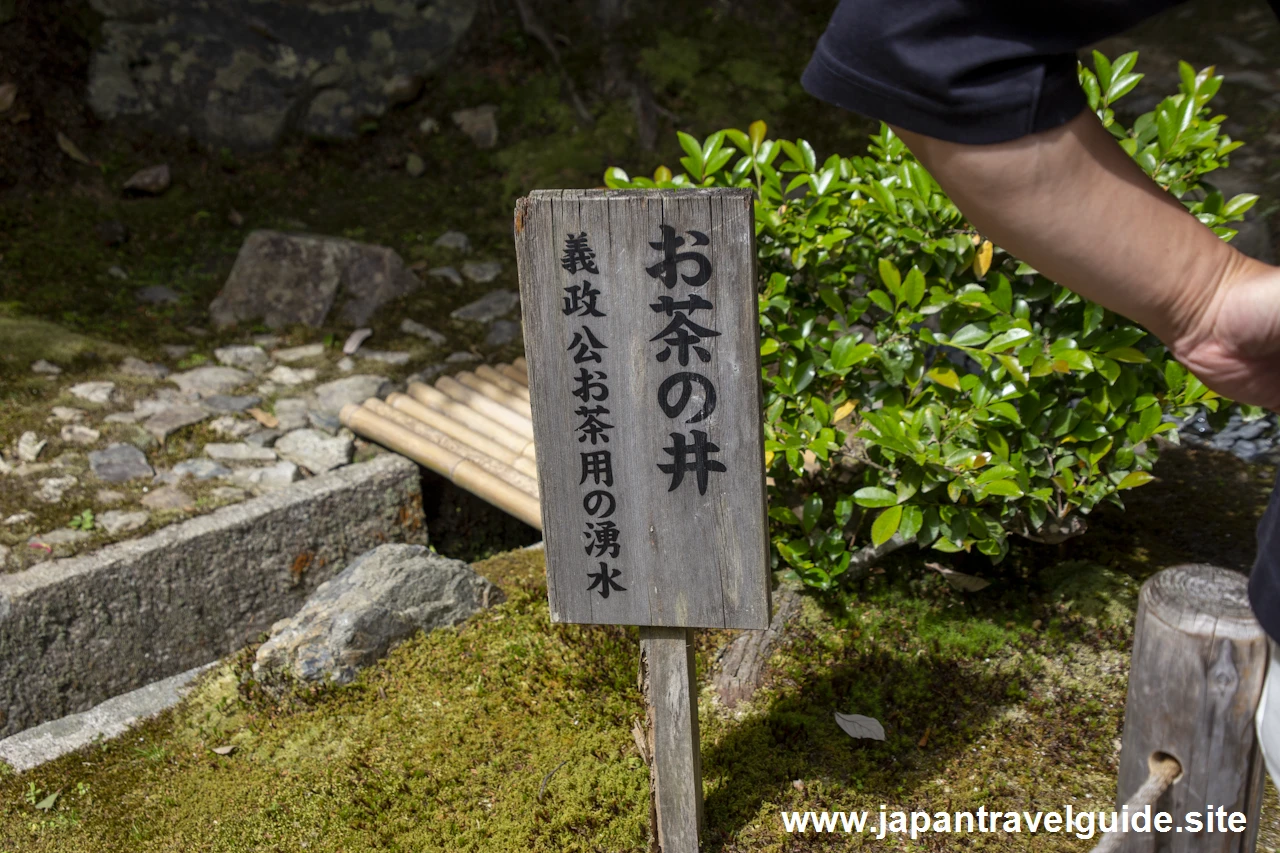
[400,318,447,345]
[451,105,498,149]
[69,381,117,404]
[3,511,34,525]
[205,443,277,464]
[162,344,193,359]
[275,428,353,474]
[86,0,479,150]
[230,461,300,491]
[122,163,170,194]
[252,334,282,348]
[99,510,149,535]
[60,424,101,446]
[337,356,356,373]
[419,116,440,135]
[214,345,269,370]
[35,476,78,503]
[169,366,252,396]
[428,266,463,286]
[461,260,502,283]
[143,403,209,441]
[0,544,8,569]
[308,411,342,434]
[343,327,373,355]
[406,153,425,177]
[433,230,470,252]
[209,415,258,439]
[272,343,325,363]
[446,351,481,364]
[273,398,311,431]
[107,265,129,280]
[31,359,62,375]
[208,230,423,330]
[30,528,91,548]
[50,406,86,423]
[1235,439,1261,460]
[253,543,502,689]
[173,458,232,480]
[203,394,261,413]
[18,431,46,462]
[359,350,412,365]
[451,289,519,323]
[140,485,192,511]
[268,365,317,386]
[245,429,282,448]
[136,285,181,305]
[118,356,170,379]
[210,486,248,501]
[484,319,521,347]
[314,374,391,415]
[94,490,125,506]
[89,443,154,482]
[1238,420,1268,440]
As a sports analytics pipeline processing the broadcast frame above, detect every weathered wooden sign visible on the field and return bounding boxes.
[514,188,770,630]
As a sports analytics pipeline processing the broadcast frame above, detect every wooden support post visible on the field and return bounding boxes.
[639,627,703,853]
[1116,563,1269,853]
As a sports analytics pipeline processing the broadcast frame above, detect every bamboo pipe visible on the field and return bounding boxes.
[340,404,542,529]
[477,364,531,402]
[362,399,540,497]
[507,361,529,384]
[497,363,528,388]
[386,392,539,479]
[406,381,536,460]
[435,376,535,440]
[513,356,527,371]
[456,371,535,420]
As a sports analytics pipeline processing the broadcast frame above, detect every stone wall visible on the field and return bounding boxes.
[87,0,478,149]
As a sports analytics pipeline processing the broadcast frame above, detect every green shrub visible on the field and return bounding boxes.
[604,51,1262,590]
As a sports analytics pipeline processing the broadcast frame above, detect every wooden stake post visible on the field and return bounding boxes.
[1116,564,1269,853]
[515,189,771,851]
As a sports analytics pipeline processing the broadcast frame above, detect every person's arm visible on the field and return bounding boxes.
[892,109,1280,410]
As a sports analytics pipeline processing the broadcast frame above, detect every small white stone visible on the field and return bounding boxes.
[60,424,101,446]
[272,343,325,363]
[69,381,117,404]
[3,511,34,525]
[50,406,86,422]
[214,345,270,370]
[359,350,412,365]
[18,431,47,462]
[273,398,311,431]
[230,461,300,491]
[433,230,470,252]
[36,475,77,503]
[461,260,503,284]
[343,328,373,355]
[31,359,62,375]
[427,266,463,286]
[99,509,149,535]
[267,366,318,386]
[205,443,277,463]
[337,357,355,373]
[419,116,440,135]
[275,428,354,474]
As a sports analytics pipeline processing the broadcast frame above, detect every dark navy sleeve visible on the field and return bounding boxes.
[1253,467,1280,645]
[801,0,1184,144]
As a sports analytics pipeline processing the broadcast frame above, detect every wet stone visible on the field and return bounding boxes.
[89,444,154,483]
[450,290,519,323]
[203,395,261,413]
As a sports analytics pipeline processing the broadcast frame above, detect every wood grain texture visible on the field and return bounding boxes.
[1115,564,1267,853]
[515,188,770,629]
[640,627,703,852]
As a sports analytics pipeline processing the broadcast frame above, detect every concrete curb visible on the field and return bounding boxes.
[0,663,216,773]
[0,453,424,738]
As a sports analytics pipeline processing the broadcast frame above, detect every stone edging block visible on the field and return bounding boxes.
[0,453,424,738]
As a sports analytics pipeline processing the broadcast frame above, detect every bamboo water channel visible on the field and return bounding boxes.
[339,358,543,529]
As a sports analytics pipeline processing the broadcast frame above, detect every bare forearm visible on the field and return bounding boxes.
[891,110,1268,351]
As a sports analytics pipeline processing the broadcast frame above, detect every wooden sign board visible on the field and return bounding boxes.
[514,188,770,630]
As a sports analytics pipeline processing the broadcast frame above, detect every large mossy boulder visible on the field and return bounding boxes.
[86,0,478,149]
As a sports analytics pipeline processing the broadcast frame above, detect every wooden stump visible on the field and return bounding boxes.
[1116,564,1269,852]
[639,627,703,852]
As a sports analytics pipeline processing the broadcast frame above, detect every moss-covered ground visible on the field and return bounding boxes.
[0,446,1275,851]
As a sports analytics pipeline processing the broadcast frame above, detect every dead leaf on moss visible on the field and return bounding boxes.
[834,712,885,741]
[211,745,235,756]
[246,407,278,429]
[56,131,93,166]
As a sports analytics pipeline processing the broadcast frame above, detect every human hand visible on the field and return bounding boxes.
[1170,258,1280,413]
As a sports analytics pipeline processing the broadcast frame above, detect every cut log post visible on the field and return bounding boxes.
[1115,563,1268,853]
[639,627,703,852]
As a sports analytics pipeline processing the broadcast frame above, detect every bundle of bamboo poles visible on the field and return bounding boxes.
[339,358,545,529]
